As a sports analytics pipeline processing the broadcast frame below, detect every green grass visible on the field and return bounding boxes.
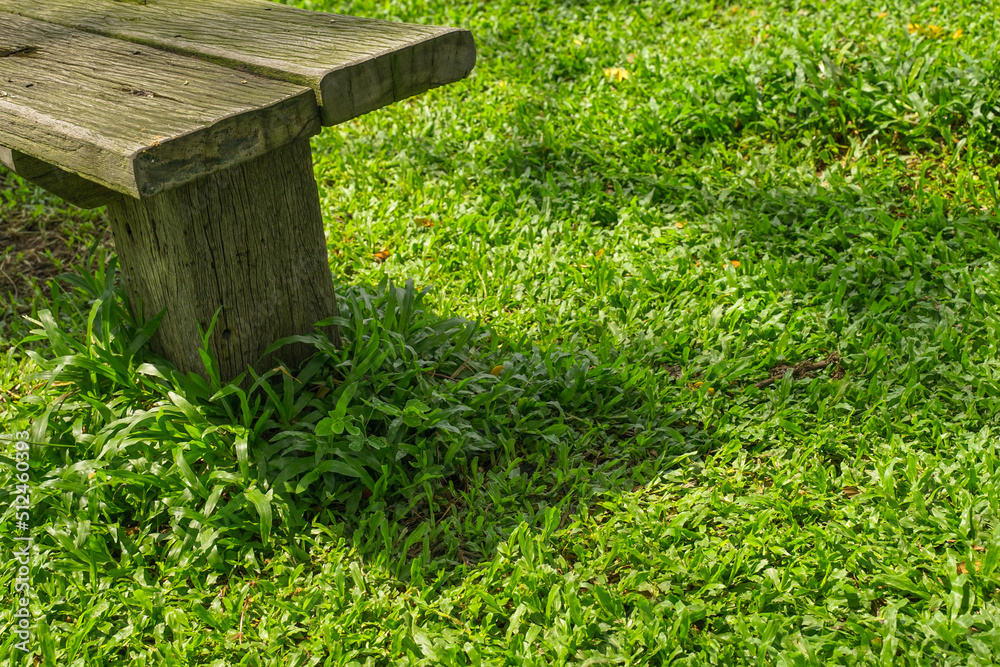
[4,0,1000,664]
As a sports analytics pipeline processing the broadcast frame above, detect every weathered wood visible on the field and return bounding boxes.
[0,147,117,209]
[0,13,319,198]
[106,137,339,381]
[0,0,477,126]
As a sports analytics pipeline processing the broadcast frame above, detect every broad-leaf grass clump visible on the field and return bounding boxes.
[3,257,670,587]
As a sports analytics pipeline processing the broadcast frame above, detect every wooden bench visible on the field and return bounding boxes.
[0,0,475,381]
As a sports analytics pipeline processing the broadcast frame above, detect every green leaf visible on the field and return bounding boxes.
[235,431,250,483]
[315,417,335,436]
[37,615,56,666]
[173,447,207,494]
[245,486,273,546]
[333,381,358,420]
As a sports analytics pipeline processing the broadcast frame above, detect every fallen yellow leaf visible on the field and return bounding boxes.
[490,365,504,376]
[958,560,981,575]
[908,23,946,38]
[603,67,630,82]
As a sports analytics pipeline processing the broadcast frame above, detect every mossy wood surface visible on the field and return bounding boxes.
[1,0,477,126]
[0,12,319,199]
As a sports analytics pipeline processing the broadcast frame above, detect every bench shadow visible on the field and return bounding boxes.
[237,280,698,575]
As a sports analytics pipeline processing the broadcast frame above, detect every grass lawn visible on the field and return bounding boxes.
[4,0,1000,663]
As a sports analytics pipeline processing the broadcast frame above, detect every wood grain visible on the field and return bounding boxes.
[107,137,339,381]
[0,13,319,198]
[0,0,477,126]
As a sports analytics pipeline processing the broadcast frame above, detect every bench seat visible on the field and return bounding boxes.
[0,12,319,201]
[3,0,475,126]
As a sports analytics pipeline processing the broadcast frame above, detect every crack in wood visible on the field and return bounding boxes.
[0,46,39,57]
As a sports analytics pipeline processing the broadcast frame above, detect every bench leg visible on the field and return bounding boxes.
[106,137,339,382]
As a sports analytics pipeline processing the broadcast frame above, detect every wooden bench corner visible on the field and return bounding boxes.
[0,0,476,381]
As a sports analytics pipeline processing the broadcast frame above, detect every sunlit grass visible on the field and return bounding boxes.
[3,0,1000,664]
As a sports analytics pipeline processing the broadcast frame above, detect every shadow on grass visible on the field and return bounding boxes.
[3,255,696,589]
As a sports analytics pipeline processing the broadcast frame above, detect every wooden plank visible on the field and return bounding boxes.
[0,13,319,199]
[0,147,117,209]
[0,0,477,126]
